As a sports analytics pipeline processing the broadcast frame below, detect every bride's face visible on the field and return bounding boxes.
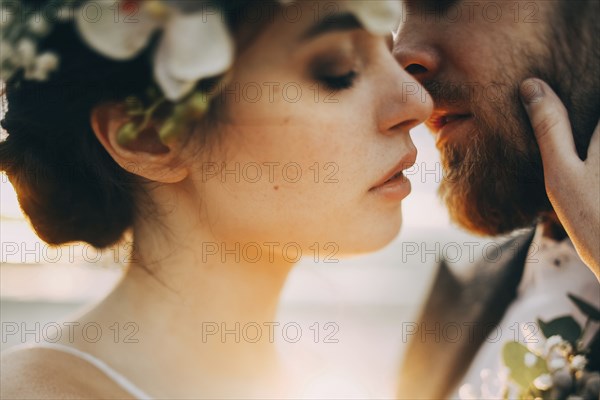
[186,2,433,255]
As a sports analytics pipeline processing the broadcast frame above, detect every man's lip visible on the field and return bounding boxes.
[426,112,473,147]
[369,151,417,190]
[426,113,472,133]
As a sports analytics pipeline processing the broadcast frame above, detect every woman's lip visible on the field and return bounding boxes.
[368,172,412,201]
[369,152,417,191]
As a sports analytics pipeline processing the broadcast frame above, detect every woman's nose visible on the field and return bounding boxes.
[377,65,433,135]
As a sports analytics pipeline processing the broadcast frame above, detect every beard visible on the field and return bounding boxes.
[419,1,599,237]
[425,79,553,236]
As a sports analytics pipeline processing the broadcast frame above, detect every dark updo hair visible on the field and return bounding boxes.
[0,0,275,248]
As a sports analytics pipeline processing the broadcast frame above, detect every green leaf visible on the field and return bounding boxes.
[117,122,140,146]
[537,316,581,344]
[502,341,548,389]
[568,293,600,321]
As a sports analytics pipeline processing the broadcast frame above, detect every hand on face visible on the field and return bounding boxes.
[521,78,600,279]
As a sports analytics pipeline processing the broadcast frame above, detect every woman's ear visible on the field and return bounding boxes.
[90,102,189,183]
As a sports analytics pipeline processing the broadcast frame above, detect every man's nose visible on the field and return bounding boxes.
[393,44,441,83]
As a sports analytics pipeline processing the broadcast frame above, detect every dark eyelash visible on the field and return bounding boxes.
[319,70,358,91]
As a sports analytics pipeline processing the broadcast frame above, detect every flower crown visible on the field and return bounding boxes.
[1,0,402,144]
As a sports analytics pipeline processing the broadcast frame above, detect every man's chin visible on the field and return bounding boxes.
[443,194,527,236]
[440,180,549,237]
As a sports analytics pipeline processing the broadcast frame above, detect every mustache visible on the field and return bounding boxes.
[422,79,519,110]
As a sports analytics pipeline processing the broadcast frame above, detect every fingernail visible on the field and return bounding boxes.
[520,79,545,104]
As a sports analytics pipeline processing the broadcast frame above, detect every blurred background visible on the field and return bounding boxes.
[1,90,492,397]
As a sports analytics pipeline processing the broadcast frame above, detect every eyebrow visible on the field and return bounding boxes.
[301,13,362,41]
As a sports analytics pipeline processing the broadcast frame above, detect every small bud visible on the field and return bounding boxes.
[548,356,567,371]
[17,38,37,64]
[28,13,50,36]
[524,352,538,368]
[545,335,565,356]
[185,92,210,119]
[533,373,553,391]
[570,355,587,371]
[29,52,59,81]
[557,341,573,356]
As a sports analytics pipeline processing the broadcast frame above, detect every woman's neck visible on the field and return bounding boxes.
[65,192,296,397]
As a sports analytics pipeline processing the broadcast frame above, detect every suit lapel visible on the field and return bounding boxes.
[397,228,535,399]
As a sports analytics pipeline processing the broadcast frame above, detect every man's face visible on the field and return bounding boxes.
[394,0,563,235]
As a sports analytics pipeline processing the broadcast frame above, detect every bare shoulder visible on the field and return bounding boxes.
[1,346,135,399]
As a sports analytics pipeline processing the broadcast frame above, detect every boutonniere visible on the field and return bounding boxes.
[502,293,600,399]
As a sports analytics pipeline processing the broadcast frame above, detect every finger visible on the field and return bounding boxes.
[520,78,580,172]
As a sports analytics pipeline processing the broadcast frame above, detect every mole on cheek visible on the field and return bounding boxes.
[273,185,279,190]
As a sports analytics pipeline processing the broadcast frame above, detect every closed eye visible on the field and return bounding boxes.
[318,70,358,91]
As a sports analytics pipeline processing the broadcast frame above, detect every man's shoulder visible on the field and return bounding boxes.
[436,227,536,293]
[397,228,536,399]
[1,345,135,399]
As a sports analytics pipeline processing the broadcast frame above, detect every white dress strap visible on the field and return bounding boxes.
[3,342,153,400]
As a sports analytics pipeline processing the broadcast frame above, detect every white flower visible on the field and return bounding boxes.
[76,0,161,60]
[524,352,538,367]
[544,335,564,355]
[152,9,233,101]
[337,1,403,35]
[76,0,234,101]
[16,38,37,65]
[548,356,567,371]
[4,38,59,82]
[570,354,587,371]
[533,373,553,391]
[27,52,60,81]
[27,13,51,36]
[75,0,403,101]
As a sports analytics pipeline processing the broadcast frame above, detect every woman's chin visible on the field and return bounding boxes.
[336,217,403,257]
